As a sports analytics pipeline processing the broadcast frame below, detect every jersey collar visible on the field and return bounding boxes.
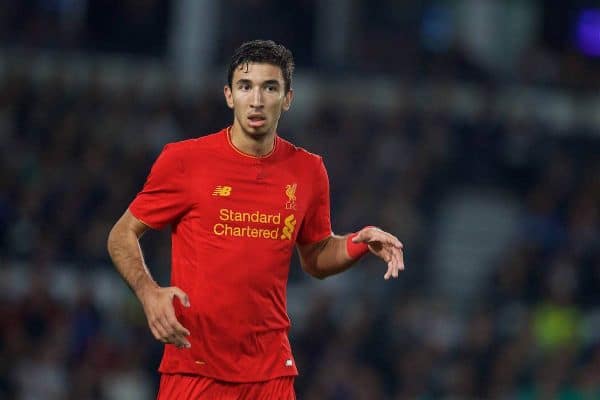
[224,126,280,161]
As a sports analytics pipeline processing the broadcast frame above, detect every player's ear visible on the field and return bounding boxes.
[282,89,293,112]
[224,85,234,109]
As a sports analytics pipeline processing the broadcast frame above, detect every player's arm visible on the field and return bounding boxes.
[107,209,191,348]
[296,226,404,280]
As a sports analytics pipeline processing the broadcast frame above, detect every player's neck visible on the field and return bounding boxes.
[229,124,276,157]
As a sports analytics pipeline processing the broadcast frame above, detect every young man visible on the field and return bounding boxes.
[107,40,404,399]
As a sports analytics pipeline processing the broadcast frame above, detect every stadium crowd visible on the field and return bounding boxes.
[0,62,597,399]
[0,1,599,399]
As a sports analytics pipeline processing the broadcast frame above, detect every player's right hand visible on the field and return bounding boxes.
[139,286,191,348]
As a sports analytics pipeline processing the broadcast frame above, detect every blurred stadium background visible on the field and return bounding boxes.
[0,0,599,399]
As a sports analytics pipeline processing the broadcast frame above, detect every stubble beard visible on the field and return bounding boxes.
[240,114,279,142]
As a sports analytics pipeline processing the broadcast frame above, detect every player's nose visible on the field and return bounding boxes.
[251,87,264,107]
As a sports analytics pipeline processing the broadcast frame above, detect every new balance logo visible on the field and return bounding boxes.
[212,186,232,196]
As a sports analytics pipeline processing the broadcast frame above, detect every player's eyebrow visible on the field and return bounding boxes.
[262,80,280,87]
[235,79,281,87]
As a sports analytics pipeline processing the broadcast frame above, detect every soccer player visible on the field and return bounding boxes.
[107,40,404,399]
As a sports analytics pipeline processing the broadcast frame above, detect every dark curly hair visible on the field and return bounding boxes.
[227,40,295,93]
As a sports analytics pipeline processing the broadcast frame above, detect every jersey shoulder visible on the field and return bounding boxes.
[160,131,223,158]
[278,136,323,167]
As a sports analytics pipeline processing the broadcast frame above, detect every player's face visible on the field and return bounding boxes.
[224,63,293,138]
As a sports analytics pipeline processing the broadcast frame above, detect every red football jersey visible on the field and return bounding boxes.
[129,127,332,382]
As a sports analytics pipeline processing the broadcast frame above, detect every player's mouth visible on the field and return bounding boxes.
[248,114,267,128]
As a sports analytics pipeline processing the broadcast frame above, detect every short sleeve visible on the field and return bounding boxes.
[129,143,190,230]
[296,158,332,245]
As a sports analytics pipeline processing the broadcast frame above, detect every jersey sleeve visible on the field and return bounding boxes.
[296,158,332,245]
[129,143,190,230]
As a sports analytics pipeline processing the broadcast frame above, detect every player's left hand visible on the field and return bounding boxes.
[352,226,404,280]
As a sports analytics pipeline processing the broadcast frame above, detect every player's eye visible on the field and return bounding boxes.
[266,85,278,92]
[238,83,251,91]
